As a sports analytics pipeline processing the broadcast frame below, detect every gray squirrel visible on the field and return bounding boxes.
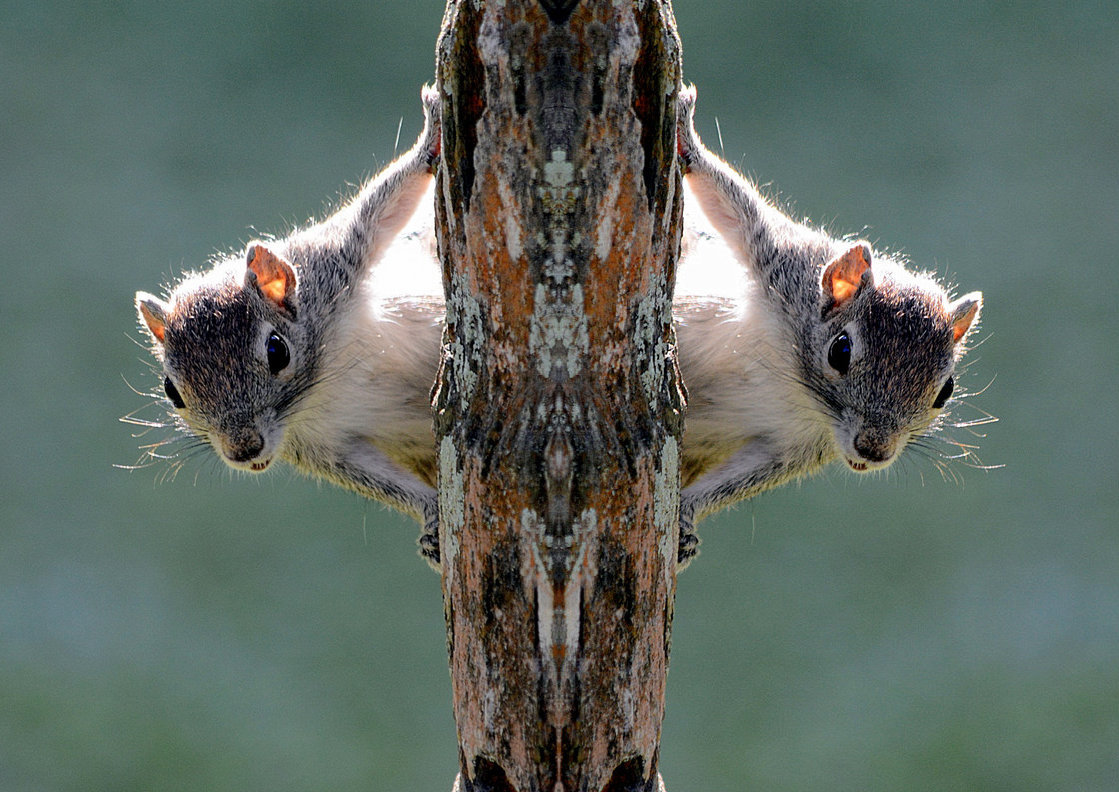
[131,85,984,570]
[673,85,982,564]
[133,87,444,564]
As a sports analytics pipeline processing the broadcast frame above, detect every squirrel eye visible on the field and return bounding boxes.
[932,376,954,409]
[163,377,185,409]
[266,332,290,375]
[827,332,851,375]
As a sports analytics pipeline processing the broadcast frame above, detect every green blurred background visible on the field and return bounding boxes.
[2,1,1116,789]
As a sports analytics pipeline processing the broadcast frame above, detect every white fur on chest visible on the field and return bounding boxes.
[676,209,833,475]
[284,276,441,465]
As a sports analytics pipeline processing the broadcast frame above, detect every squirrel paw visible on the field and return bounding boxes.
[676,504,700,570]
[676,83,700,170]
[418,500,441,571]
[419,84,442,169]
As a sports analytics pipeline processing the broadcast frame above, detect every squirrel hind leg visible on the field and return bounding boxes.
[676,502,701,570]
[418,497,441,571]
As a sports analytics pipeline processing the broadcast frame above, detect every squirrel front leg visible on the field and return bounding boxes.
[344,85,442,276]
[676,86,771,272]
[676,86,825,303]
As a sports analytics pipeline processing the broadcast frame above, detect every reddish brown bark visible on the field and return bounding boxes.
[432,2,683,790]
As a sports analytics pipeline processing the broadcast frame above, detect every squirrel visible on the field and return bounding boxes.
[131,85,985,571]
[133,87,444,565]
[673,85,983,565]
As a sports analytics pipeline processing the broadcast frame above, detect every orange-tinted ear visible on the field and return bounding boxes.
[949,292,982,344]
[245,244,297,310]
[136,292,168,344]
[822,243,872,313]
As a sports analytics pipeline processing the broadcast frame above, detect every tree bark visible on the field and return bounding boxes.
[432,2,683,790]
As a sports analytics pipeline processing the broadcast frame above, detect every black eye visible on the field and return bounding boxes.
[933,376,954,409]
[164,377,185,409]
[827,332,851,375]
[266,332,290,375]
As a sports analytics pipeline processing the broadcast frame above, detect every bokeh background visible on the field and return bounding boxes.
[3,1,1116,789]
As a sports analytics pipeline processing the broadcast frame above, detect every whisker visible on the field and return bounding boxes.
[959,372,997,398]
[125,331,161,354]
[965,330,994,352]
[915,442,962,485]
[120,413,173,431]
[115,458,161,472]
[950,415,999,430]
[140,447,180,461]
[120,372,162,397]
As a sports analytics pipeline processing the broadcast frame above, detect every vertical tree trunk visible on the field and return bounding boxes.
[432,2,683,790]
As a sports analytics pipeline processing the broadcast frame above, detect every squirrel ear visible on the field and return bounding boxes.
[949,291,982,343]
[136,292,168,344]
[822,243,873,313]
[245,244,297,311]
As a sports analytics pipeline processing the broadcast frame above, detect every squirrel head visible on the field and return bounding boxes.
[135,242,305,473]
[807,242,982,472]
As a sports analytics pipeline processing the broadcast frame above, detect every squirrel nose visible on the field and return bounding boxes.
[853,428,895,464]
[223,430,265,463]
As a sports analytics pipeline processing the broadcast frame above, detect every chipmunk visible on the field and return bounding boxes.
[673,85,983,565]
[132,87,444,564]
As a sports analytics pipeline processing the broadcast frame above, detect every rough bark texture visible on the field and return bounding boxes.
[432,2,683,790]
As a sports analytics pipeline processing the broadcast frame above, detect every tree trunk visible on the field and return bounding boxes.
[432,2,683,790]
